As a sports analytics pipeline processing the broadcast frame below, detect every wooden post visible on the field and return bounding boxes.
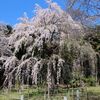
[76,89,80,100]
[64,96,68,100]
[20,95,24,100]
[44,93,47,100]
[72,88,74,100]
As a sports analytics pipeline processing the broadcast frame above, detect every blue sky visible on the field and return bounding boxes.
[0,0,65,25]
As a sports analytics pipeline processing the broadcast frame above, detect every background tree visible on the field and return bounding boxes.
[66,0,100,25]
[84,25,100,84]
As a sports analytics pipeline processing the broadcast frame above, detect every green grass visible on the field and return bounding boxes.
[87,86,100,95]
[0,90,20,100]
[0,86,100,100]
[0,86,72,100]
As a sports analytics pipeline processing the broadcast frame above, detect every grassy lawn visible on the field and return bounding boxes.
[0,86,72,100]
[87,86,100,95]
[0,86,100,100]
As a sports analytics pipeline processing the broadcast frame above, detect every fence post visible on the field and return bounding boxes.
[44,93,47,100]
[72,89,74,100]
[64,96,68,100]
[20,95,24,100]
[76,89,80,100]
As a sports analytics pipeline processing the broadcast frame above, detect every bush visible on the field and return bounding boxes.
[82,77,96,86]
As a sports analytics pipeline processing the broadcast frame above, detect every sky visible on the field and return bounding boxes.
[0,0,65,25]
